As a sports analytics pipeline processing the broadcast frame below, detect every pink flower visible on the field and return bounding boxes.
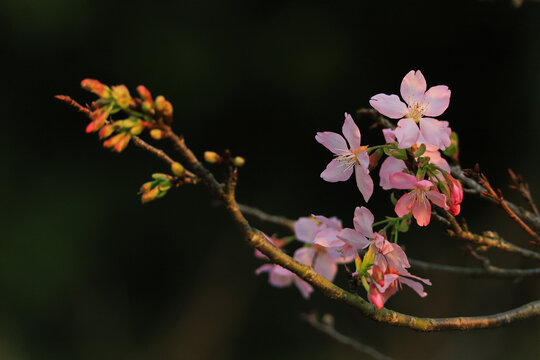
[293,215,347,281]
[337,206,376,250]
[390,172,449,226]
[316,113,374,202]
[378,129,450,190]
[255,264,313,299]
[370,70,451,150]
[367,238,431,309]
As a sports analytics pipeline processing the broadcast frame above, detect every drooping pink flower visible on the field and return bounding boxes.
[378,129,450,190]
[255,264,314,299]
[367,237,431,309]
[370,70,451,150]
[316,113,374,202]
[293,215,347,281]
[390,172,449,226]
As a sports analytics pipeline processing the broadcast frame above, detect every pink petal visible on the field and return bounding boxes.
[382,128,396,143]
[395,118,420,149]
[419,118,451,150]
[269,266,294,287]
[321,159,354,182]
[412,196,431,226]
[395,192,415,218]
[374,274,400,293]
[294,247,314,266]
[356,149,370,169]
[400,70,427,106]
[293,278,314,299]
[315,132,348,154]
[329,245,357,264]
[354,164,374,202]
[314,253,338,282]
[255,264,274,275]
[342,113,361,149]
[427,190,449,210]
[338,228,370,249]
[385,243,411,273]
[399,277,428,297]
[313,229,342,247]
[423,149,451,173]
[369,94,408,119]
[423,85,451,117]
[416,180,434,189]
[353,206,374,238]
[294,217,319,243]
[312,215,342,230]
[389,172,417,189]
[379,157,406,190]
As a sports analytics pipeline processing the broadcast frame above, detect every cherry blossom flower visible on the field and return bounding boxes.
[293,215,348,281]
[316,113,374,202]
[370,70,451,150]
[367,237,431,309]
[390,172,449,226]
[442,173,464,216]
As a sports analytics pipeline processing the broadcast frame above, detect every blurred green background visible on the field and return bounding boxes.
[2,0,540,359]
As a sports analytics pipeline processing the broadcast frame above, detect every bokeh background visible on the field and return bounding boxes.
[2,0,540,359]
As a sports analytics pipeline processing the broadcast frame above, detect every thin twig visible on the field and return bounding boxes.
[508,169,540,217]
[301,312,393,360]
[465,166,540,246]
[452,165,540,229]
[238,203,295,231]
[409,258,540,279]
[435,209,540,261]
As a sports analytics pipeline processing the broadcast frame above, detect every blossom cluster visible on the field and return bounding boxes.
[256,70,463,309]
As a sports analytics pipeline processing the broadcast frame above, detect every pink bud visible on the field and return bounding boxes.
[81,79,111,98]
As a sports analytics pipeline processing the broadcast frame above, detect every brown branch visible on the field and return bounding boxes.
[63,98,540,331]
[436,209,540,261]
[301,312,393,360]
[238,203,295,231]
[55,95,91,115]
[508,168,540,217]
[161,128,540,331]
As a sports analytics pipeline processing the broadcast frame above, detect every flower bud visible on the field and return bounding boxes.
[111,85,132,109]
[233,156,245,167]
[113,134,132,152]
[443,173,464,216]
[130,123,144,135]
[141,186,160,203]
[150,129,164,140]
[368,149,383,171]
[81,79,111,98]
[140,181,153,193]
[171,162,185,177]
[155,95,166,112]
[163,101,173,117]
[86,107,109,133]
[103,133,124,148]
[204,151,220,164]
[136,85,153,104]
[99,124,114,139]
[142,100,154,114]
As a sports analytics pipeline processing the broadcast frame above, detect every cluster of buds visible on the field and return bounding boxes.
[139,162,186,203]
[80,79,174,152]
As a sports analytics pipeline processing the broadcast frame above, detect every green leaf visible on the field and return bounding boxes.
[414,143,426,157]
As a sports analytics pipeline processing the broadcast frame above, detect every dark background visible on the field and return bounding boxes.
[2,0,540,359]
